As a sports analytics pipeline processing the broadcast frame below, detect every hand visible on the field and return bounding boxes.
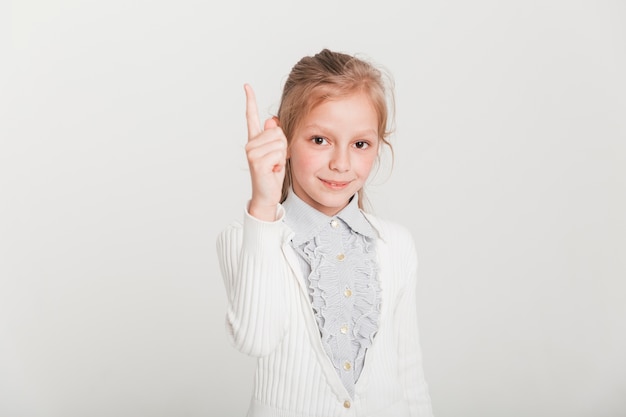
[244,84,288,221]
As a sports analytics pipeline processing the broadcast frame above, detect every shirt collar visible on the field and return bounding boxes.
[282,189,378,246]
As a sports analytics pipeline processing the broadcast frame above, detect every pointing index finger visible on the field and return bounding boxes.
[244,83,262,140]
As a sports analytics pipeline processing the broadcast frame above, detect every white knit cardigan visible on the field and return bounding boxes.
[217,205,433,417]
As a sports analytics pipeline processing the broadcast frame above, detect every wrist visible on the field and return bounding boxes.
[248,200,279,222]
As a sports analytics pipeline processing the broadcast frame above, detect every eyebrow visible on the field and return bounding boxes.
[301,124,378,138]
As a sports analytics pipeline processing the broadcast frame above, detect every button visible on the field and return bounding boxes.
[337,253,345,261]
[340,324,348,334]
[343,361,352,371]
[344,288,352,297]
[330,219,339,228]
[343,400,351,409]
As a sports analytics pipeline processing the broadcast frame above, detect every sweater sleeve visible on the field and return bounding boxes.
[395,232,434,417]
[216,204,293,357]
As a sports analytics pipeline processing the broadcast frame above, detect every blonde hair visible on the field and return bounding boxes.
[277,49,395,210]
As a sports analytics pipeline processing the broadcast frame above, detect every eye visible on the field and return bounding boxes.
[354,141,370,149]
[311,136,328,145]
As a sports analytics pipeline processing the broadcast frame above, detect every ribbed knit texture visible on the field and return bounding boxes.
[216,205,433,417]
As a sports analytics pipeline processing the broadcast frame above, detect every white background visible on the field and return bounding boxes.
[2,1,625,416]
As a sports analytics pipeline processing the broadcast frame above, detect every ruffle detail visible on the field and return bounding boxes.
[300,230,381,397]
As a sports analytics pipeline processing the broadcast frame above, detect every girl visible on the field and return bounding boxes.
[217,49,433,417]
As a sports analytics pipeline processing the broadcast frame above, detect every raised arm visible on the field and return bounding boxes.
[243,84,287,221]
[215,85,292,357]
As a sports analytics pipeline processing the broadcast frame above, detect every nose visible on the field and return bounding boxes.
[329,147,350,172]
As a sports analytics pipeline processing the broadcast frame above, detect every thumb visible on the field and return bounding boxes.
[264,117,279,130]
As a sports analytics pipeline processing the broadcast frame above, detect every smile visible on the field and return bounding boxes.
[320,179,351,189]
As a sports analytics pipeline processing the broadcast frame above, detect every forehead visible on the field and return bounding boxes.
[299,94,379,139]
[306,90,378,120]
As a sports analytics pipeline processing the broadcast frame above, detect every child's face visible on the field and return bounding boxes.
[288,92,379,216]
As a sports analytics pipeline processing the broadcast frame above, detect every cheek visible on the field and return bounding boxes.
[357,154,378,176]
[290,150,321,176]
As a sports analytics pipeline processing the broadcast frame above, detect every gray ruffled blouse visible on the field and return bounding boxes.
[282,190,381,399]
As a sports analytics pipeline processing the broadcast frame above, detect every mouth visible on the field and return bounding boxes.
[320,179,351,190]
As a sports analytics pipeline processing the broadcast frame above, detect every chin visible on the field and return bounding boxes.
[317,195,352,212]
